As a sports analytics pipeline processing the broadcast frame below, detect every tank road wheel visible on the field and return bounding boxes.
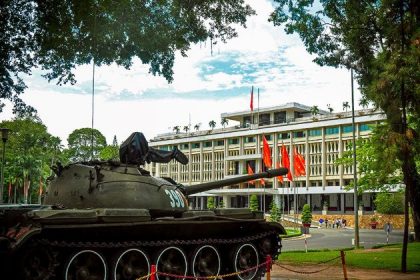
[113,248,150,280]
[17,245,57,280]
[191,245,221,278]
[156,246,187,280]
[65,250,107,280]
[233,243,259,280]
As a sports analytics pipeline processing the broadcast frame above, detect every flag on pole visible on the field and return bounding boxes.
[262,135,272,168]
[281,144,293,181]
[250,86,254,111]
[247,164,255,185]
[276,161,284,183]
[293,147,306,176]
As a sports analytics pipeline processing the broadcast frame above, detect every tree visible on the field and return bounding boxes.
[342,101,350,112]
[0,117,63,203]
[217,199,224,209]
[67,128,107,162]
[183,125,190,134]
[209,120,216,130]
[310,105,319,116]
[375,192,404,217]
[327,104,334,113]
[1,0,255,114]
[207,196,215,210]
[249,194,259,212]
[173,126,180,134]
[221,117,229,128]
[270,0,420,270]
[359,97,370,109]
[99,135,119,161]
[335,124,402,193]
[269,201,281,222]
[301,204,313,225]
[194,123,201,132]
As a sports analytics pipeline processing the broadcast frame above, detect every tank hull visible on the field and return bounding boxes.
[1,207,285,280]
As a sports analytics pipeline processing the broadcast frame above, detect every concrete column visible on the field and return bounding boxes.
[340,193,345,213]
[322,128,326,189]
[200,197,205,210]
[223,195,231,208]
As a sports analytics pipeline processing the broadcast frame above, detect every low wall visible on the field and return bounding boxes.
[311,214,413,230]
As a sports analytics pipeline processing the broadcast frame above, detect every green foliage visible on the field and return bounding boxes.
[209,120,216,130]
[66,128,107,162]
[207,196,215,210]
[301,204,312,224]
[0,117,64,203]
[1,0,255,114]
[375,192,404,215]
[221,118,229,128]
[335,124,403,193]
[249,194,259,212]
[270,0,420,240]
[269,201,281,222]
[99,135,119,161]
[217,199,224,209]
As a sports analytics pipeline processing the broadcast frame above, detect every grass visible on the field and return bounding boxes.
[280,227,302,238]
[278,242,420,272]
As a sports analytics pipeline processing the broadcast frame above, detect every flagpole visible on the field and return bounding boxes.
[257,88,260,126]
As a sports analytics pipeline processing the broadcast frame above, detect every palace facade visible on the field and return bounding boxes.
[146,103,385,215]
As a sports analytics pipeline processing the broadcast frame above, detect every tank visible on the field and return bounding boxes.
[0,132,288,280]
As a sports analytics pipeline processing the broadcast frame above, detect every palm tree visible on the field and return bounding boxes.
[209,120,216,130]
[194,123,201,131]
[327,104,334,113]
[359,97,369,109]
[221,117,229,129]
[183,125,190,134]
[310,105,319,116]
[342,101,350,112]
[173,126,180,134]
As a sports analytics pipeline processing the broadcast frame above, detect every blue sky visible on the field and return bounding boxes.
[1,1,361,145]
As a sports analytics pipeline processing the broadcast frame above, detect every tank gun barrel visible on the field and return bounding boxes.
[184,168,288,196]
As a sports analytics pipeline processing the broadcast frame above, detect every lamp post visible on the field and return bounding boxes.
[350,69,360,248]
[1,128,10,204]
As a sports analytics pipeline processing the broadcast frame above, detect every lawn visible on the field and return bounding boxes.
[278,242,420,272]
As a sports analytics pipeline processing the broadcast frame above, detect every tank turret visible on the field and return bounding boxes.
[1,132,288,280]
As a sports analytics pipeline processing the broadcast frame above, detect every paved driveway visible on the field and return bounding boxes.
[281,227,404,251]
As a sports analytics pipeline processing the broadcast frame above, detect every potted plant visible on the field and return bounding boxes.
[301,204,313,234]
[370,216,378,229]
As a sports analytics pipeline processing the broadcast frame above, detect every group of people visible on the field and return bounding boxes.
[319,217,347,228]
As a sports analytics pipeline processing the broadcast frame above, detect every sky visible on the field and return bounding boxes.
[1,0,361,146]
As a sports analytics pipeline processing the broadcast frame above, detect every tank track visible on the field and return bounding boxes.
[10,230,282,280]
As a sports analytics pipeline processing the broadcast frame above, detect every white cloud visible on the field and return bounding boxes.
[1,0,363,146]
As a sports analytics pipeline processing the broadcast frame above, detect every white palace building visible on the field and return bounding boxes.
[146,103,385,215]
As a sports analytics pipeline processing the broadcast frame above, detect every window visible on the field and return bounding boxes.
[294,111,304,119]
[279,133,290,140]
[325,127,339,135]
[309,129,322,137]
[204,141,212,148]
[159,145,169,151]
[192,142,200,149]
[245,136,256,143]
[293,131,306,138]
[228,138,239,145]
[274,112,286,124]
[181,143,189,149]
[216,140,224,146]
[359,123,371,132]
[243,116,251,127]
[342,125,353,133]
[259,114,270,126]
[262,135,272,141]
